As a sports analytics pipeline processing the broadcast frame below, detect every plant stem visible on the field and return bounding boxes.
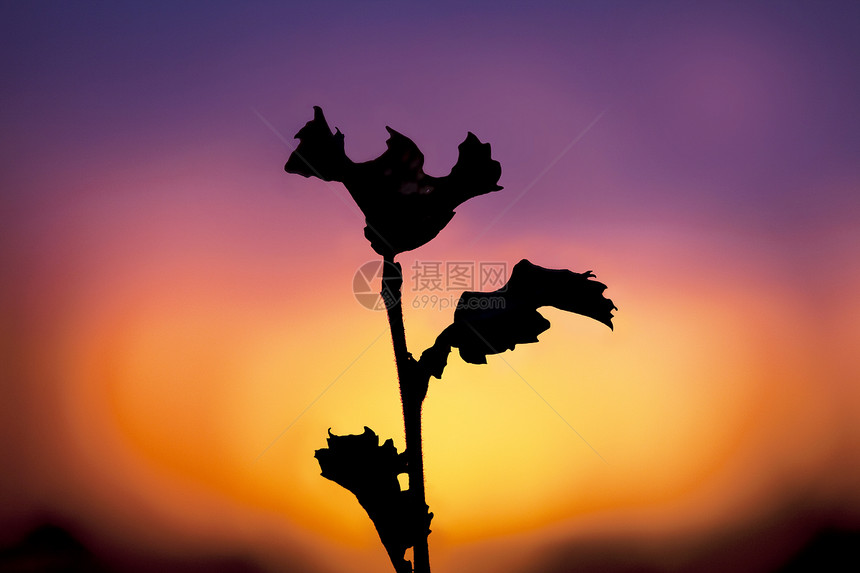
[382,256,431,573]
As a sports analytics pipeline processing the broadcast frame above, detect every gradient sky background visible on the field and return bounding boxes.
[2,1,860,572]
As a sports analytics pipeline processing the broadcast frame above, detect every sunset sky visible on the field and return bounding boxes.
[2,1,860,572]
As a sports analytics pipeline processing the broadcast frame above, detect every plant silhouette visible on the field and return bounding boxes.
[286,107,616,573]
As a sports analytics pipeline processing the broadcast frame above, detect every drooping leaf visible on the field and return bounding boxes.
[286,106,502,257]
[314,427,431,573]
[427,259,616,366]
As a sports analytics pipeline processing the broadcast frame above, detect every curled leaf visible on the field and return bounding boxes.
[315,427,430,573]
[433,259,616,366]
[286,106,502,257]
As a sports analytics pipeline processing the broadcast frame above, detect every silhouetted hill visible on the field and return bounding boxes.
[0,524,267,573]
[775,527,860,572]
[0,524,106,573]
[525,525,860,573]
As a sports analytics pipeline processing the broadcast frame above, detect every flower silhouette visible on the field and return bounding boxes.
[286,106,503,257]
[285,108,616,573]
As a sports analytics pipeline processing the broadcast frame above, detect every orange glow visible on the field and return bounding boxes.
[20,203,852,567]
[4,183,859,573]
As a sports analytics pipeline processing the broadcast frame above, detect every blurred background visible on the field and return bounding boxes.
[2,1,859,571]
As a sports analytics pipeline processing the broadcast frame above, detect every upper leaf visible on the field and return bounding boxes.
[286,106,502,257]
[424,259,616,367]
